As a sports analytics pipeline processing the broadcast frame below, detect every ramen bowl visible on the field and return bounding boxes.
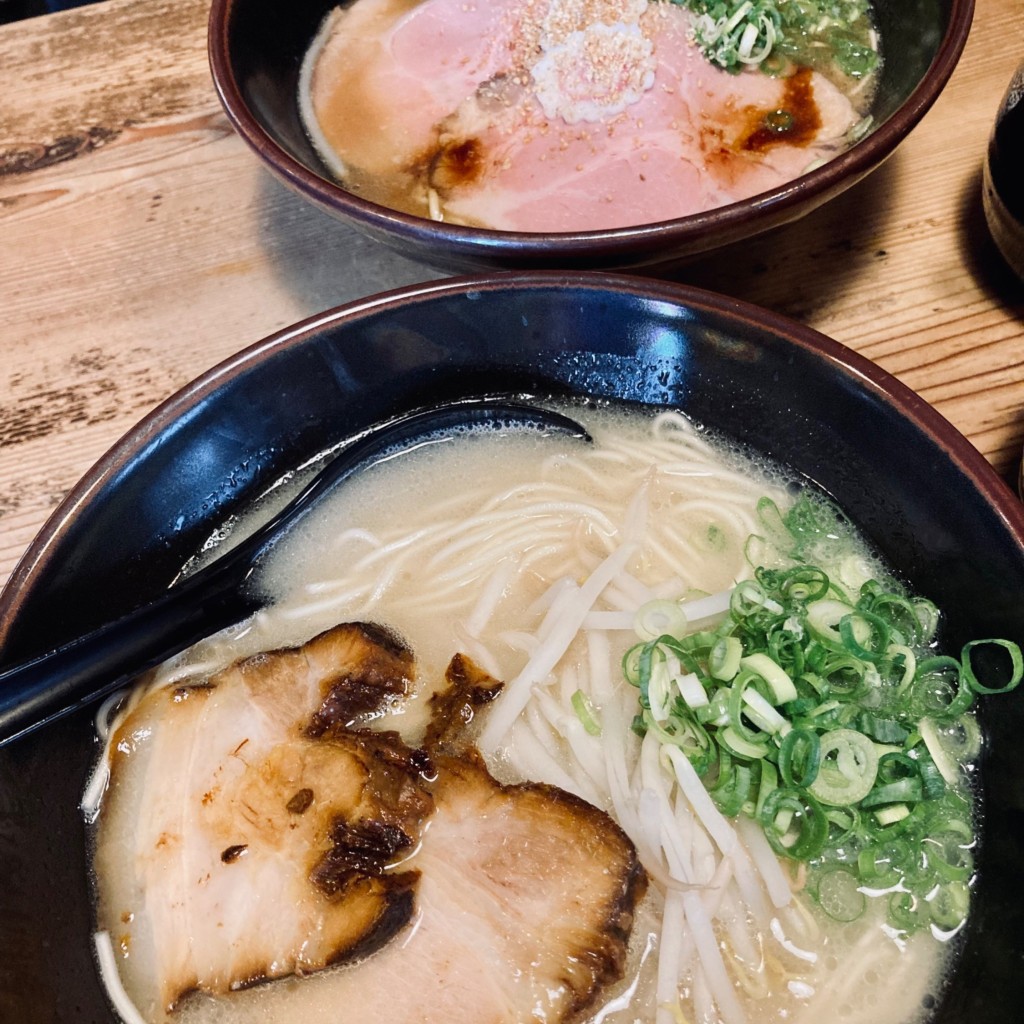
[208,0,972,271]
[0,273,1021,1021]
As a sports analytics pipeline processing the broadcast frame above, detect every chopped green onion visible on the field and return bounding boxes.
[778,728,821,788]
[570,689,602,736]
[677,671,711,709]
[779,566,830,603]
[913,599,940,644]
[824,805,860,843]
[885,643,917,694]
[819,651,874,701]
[961,638,1024,695]
[648,659,674,722]
[928,880,970,931]
[858,712,909,745]
[710,635,743,680]
[622,645,644,687]
[719,724,772,760]
[740,652,798,703]
[759,787,829,859]
[622,492,1021,934]
[816,866,866,921]
[741,686,790,734]
[839,609,891,663]
[806,598,855,648]
[911,656,974,720]
[646,713,715,774]
[889,890,928,931]
[807,728,878,806]
[634,599,689,641]
[755,758,779,818]
[862,779,922,810]
[915,755,947,801]
[670,0,878,79]
[713,759,753,816]
[922,832,973,882]
[919,716,980,787]
[731,579,784,619]
[858,843,903,887]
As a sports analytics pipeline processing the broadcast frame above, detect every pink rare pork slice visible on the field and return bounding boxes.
[302,0,862,232]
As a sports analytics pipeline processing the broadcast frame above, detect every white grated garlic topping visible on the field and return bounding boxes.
[531,18,657,124]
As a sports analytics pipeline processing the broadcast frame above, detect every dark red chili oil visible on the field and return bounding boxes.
[740,66,822,152]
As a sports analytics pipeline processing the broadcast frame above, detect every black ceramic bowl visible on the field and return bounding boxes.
[0,273,1022,1021]
[208,0,972,271]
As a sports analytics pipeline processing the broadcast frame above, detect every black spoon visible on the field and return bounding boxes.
[0,399,590,748]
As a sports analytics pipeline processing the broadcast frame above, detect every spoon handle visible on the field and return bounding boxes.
[0,399,590,747]
[0,563,255,747]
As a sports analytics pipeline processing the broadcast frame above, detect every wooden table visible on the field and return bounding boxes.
[1,0,1022,594]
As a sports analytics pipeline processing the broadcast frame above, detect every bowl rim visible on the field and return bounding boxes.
[206,0,976,260]
[2,269,1021,646]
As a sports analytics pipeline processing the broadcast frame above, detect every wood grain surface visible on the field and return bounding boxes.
[1,0,1023,593]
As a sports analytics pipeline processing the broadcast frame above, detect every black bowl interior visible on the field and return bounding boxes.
[209,0,970,269]
[1,274,1022,1021]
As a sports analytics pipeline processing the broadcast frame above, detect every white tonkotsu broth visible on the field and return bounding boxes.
[90,406,952,1024]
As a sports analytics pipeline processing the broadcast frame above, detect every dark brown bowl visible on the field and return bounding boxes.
[208,0,973,271]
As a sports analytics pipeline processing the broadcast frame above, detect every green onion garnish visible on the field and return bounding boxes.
[571,689,602,737]
[667,0,879,79]
[624,493,1022,933]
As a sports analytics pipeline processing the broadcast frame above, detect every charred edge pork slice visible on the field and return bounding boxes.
[196,750,649,1024]
[211,621,416,735]
[97,627,646,1023]
[424,652,504,750]
[420,752,649,1022]
[95,623,431,1018]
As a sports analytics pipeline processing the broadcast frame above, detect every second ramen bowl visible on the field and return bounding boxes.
[208,0,973,271]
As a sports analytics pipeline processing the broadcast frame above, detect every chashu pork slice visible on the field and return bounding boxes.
[320,752,649,1022]
[304,0,861,232]
[94,623,430,1019]
[436,5,861,231]
[172,752,648,1024]
[303,0,523,178]
[95,622,647,1024]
